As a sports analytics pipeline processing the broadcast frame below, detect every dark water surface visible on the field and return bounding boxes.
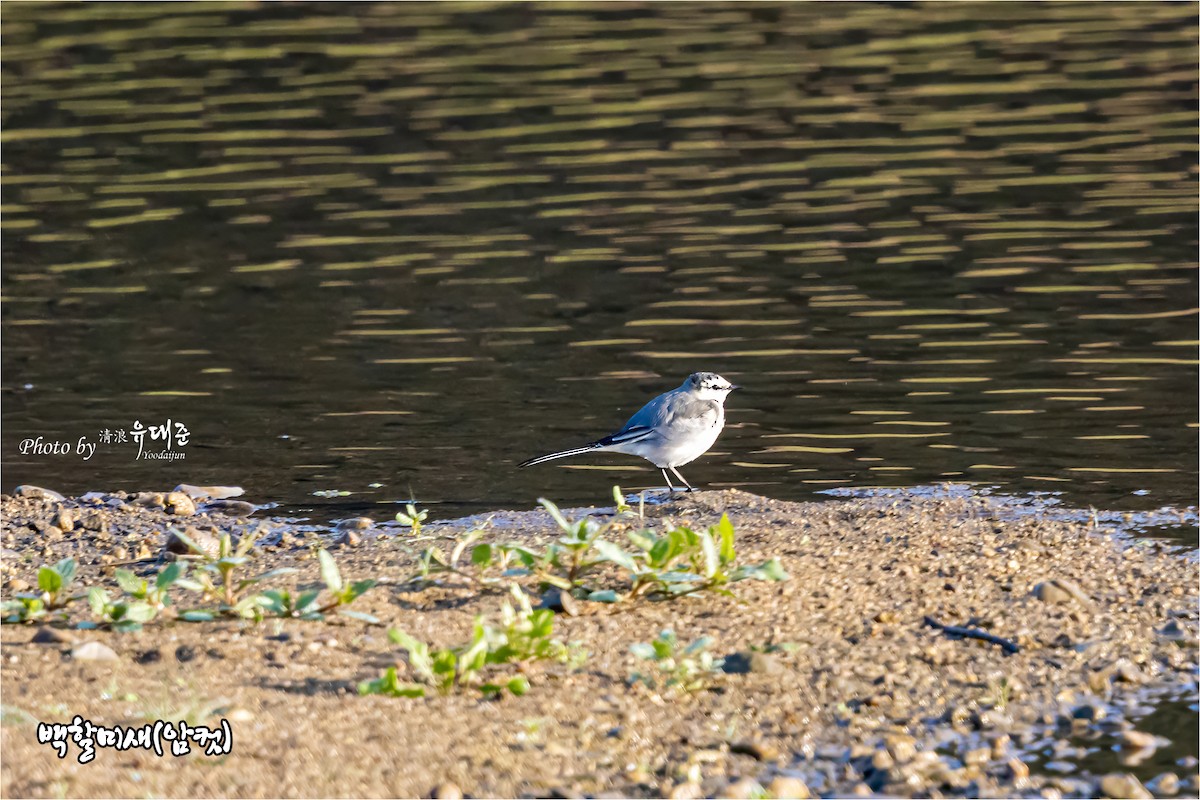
[3,3,1197,529]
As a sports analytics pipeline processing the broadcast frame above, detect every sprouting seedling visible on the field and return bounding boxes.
[630,630,724,694]
[612,485,631,515]
[86,587,158,633]
[256,548,378,622]
[1,557,81,623]
[360,585,581,699]
[396,503,428,535]
[170,528,296,620]
[114,562,186,613]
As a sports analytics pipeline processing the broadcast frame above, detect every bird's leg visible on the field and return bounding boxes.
[670,466,696,492]
[660,467,676,493]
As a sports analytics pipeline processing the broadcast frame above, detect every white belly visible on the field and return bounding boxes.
[619,413,725,468]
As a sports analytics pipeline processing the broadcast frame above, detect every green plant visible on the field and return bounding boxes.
[171,527,296,619]
[409,491,788,604]
[630,630,725,694]
[359,585,580,699]
[84,562,188,632]
[396,503,428,535]
[259,550,377,622]
[1,558,80,623]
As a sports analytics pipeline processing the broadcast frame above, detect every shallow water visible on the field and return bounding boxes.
[2,3,1197,536]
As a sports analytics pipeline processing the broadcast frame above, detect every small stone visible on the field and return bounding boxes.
[1158,619,1185,639]
[730,739,778,761]
[1109,659,1145,684]
[175,645,198,663]
[1120,730,1159,750]
[871,749,895,770]
[133,492,166,508]
[229,707,255,723]
[8,578,30,593]
[53,509,76,532]
[136,649,162,664]
[539,588,578,617]
[766,777,810,799]
[14,485,65,502]
[165,527,218,557]
[337,517,374,531]
[1007,758,1030,781]
[668,782,704,800]
[1033,579,1089,605]
[1072,704,1104,722]
[885,734,917,764]
[1146,772,1180,796]
[44,525,63,542]
[165,492,196,516]
[1100,773,1151,799]
[72,641,118,661]
[431,782,462,800]
[174,484,244,501]
[723,778,764,799]
[201,499,256,517]
[964,747,990,766]
[31,627,72,645]
[337,529,362,547]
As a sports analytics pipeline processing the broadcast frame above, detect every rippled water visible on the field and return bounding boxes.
[3,3,1197,529]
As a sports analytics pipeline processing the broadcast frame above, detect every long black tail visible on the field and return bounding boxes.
[518,443,602,468]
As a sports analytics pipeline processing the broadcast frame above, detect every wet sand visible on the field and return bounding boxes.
[1,485,1196,798]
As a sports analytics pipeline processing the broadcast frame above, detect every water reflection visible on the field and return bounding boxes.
[1,3,1196,530]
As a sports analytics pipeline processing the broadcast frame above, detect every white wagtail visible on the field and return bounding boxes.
[518,372,739,492]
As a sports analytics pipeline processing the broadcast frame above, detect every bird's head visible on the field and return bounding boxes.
[684,372,739,400]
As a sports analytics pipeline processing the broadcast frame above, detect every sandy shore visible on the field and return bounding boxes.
[1,485,1196,798]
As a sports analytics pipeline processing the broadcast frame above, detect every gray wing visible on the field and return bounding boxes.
[594,389,718,447]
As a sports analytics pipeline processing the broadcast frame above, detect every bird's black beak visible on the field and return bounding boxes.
[728,384,741,391]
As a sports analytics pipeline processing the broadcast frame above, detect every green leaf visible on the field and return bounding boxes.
[54,558,77,587]
[758,559,788,582]
[716,515,736,564]
[37,567,62,595]
[115,569,144,596]
[700,531,719,579]
[586,589,619,603]
[155,562,184,590]
[345,579,377,602]
[506,675,530,696]
[630,642,656,660]
[87,587,109,616]
[123,602,157,623]
[470,543,493,567]
[317,549,343,593]
[593,540,640,573]
[431,649,457,676]
[296,589,321,612]
[338,609,380,624]
[179,610,215,622]
[538,499,574,535]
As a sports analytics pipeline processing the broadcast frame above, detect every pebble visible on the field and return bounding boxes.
[175,645,198,662]
[667,782,704,800]
[1033,579,1089,605]
[337,529,362,547]
[749,651,783,674]
[337,517,374,531]
[14,486,65,502]
[1100,773,1151,799]
[1146,772,1180,796]
[53,508,75,532]
[165,492,196,516]
[136,649,162,664]
[72,641,118,661]
[539,588,579,617]
[431,782,462,800]
[8,578,30,593]
[730,739,778,761]
[31,627,72,645]
[165,527,219,557]
[723,778,765,799]
[202,499,256,517]
[766,776,810,799]
[1120,729,1159,750]
[175,484,244,501]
